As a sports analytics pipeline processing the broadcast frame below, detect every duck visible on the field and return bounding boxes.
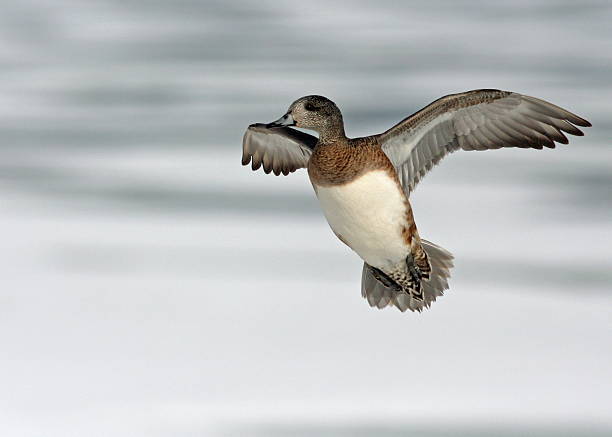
[241,89,591,312]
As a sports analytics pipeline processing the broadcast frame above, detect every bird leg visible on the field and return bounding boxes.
[367,264,402,291]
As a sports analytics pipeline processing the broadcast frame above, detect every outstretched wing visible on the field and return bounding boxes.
[242,123,318,176]
[378,89,591,195]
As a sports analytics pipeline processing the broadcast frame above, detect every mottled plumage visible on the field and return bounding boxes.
[242,90,591,312]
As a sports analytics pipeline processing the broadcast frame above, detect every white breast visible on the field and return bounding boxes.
[313,170,411,270]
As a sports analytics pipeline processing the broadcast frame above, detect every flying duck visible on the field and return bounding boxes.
[241,89,591,312]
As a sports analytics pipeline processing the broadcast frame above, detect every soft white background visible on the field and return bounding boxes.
[0,1,610,435]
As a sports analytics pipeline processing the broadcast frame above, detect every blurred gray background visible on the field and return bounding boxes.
[0,1,611,436]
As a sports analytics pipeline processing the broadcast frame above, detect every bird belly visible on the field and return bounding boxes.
[313,170,411,270]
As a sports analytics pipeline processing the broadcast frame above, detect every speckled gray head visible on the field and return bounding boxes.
[267,95,343,134]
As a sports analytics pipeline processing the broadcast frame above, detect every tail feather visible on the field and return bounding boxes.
[361,239,454,313]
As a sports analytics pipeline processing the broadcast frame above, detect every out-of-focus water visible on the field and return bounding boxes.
[0,1,611,436]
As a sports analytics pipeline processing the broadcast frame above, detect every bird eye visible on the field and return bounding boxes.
[304,103,317,111]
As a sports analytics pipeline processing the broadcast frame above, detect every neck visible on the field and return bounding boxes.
[318,123,346,143]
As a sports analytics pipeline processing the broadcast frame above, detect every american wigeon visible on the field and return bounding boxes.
[242,89,591,312]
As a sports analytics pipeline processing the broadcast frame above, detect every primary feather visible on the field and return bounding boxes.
[377,89,591,196]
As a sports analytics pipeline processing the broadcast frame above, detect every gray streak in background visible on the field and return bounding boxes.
[220,424,612,437]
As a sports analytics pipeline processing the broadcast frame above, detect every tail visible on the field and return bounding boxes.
[361,240,454,313]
